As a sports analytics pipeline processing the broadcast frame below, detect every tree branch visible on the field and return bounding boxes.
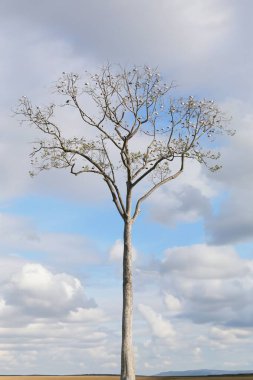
[131,154,185,222]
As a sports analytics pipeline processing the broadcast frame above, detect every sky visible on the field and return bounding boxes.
[0,0,253,375]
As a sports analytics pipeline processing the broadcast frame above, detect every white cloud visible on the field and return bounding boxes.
[67,307,107,323]
[146,158,216,227]
[109,239,137,262]
[149,183,211,227]
[193,346,202,362]
[0,20,106,204]
[159,244,253,327]
[0,212,100,268]
[164,293,182,314]
[138,303,176,340]
[162,244,249,279]
[201,325,253,352]
[0,0,235,93]
[0,261,115,374]
[4,263,96,317]
[0,255,26,284]
[205,100,253,244]
[210,326,252,346]
[109,239,124,262]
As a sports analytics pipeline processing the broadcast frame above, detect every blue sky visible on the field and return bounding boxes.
[0,0,253,375]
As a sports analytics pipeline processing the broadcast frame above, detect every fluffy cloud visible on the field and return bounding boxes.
[0,0,235,91]
[0,261,114,374]
[161,244,248,279]
[133,244,253,370]
[0,17,106,204]
[163,293,182,314]
[209,326,252,347]
[146,155,217,227]
[67,307,107,323]
[1,263,96,320]
[149,183,211,227]
[109,239,137,262]
[0,212,100,269]
[205,101,253,245]
[159,244,253,327]
[138,303,176,340]
[148,99,253,244]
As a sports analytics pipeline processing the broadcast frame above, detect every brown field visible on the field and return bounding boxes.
[1,376,253,380]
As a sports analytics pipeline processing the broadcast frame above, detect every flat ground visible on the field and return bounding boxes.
[1,376,253,380]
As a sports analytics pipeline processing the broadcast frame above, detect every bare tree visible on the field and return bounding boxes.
[16,65,234,380]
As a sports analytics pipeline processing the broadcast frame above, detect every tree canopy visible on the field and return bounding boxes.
[16,65,233,222]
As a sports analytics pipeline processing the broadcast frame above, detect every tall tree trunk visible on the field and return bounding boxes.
[121,217,135,380]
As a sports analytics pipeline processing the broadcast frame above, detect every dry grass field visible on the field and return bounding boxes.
[1,376,253,380]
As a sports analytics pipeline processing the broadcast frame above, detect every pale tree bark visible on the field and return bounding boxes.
[121,216,135,380]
